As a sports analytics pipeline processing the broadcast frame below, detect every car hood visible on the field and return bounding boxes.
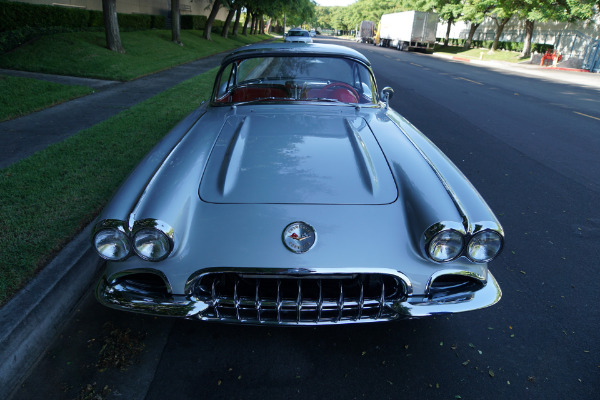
[199,112,398,204]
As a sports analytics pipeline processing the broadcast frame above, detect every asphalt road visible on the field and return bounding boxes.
[12,38,599,400]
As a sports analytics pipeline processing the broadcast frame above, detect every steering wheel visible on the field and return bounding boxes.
[321,82,360,102]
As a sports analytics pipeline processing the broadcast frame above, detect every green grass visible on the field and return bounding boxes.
[434,45,530,63]
[0,29,273,305]
[0,68,219,305]
[0,30,272,81]
[0,75,94,121]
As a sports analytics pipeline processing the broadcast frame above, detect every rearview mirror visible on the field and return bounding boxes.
[381,87,394,107]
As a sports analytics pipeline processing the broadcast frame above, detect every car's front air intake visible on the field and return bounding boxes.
[190,272,408,325]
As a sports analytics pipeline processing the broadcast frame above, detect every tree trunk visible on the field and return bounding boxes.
[520,19,534,58]
[490,16,511,52]
[242,9,250,35]
[102,0,125,53]
[444,16,454,46]
[463,22,480,49]
[203,0,221,40]
[221,6,235,38]
[250,13,257,35]
[232,5,241,36]
[259,17,264,35]
[171,0,182,45]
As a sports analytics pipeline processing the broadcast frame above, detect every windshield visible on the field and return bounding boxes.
[288,30,309,37]
[213,55,378,105]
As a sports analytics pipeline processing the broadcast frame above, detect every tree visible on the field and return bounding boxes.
[432,0,463,46]
[171,0,182,45]
[486,0,516,52]
[102,0,124,53]
[221,1,237,38]
[203,0,222,40]
[233,4,242,36]
[460,0,494,49]
[516,0,599,58]
[242,8,251,35]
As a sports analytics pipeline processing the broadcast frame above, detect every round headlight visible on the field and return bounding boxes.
[133,228,171,261]
[467,231,503,262]
[428,230,464,262]
[94,229,130,260]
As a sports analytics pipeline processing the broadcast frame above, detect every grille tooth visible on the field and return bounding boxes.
[211,279,220,318]
[357,280,364,321]
[234,277,240,321]
[296,279,302,324]
[255,280,261,322]
[337,281,344,322]
[276,279,282,324]
[317,279,324,323]
[377,280,385,319]
[193,273,406,325]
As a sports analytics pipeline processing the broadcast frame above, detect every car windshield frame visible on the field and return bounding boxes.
[211,53,380,106]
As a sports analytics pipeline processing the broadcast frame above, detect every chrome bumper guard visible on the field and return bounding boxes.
[96,271,502,325]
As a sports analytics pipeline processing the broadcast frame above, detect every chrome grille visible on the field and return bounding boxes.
[191,272,407,325]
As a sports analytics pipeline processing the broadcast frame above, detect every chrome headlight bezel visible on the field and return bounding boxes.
[131,219,175,262]
[466,230,504,263]
[427,229,465,263]
[93,223,131,261]
[132,228,172,261]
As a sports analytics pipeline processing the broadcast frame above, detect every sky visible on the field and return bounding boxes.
[315,0,357,7]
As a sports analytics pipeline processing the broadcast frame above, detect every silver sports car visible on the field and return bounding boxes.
[92,42,503,325]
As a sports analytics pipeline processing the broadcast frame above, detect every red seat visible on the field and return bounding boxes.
[230,86,289,102]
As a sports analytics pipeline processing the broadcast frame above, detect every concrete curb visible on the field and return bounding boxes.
[0,223,103,400]
[429,51,600,90]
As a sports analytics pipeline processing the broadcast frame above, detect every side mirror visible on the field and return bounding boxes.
[380,87,394,107]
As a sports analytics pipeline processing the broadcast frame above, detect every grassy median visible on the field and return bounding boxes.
[0,30,271,80]
[434,45,531,63]
[0,75,94,121]
[0,30,272,305]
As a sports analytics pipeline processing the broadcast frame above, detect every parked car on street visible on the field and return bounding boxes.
[92,42,503,325]
[284,27,313,43]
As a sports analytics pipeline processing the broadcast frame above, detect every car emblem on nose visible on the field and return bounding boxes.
[283,222,316,253]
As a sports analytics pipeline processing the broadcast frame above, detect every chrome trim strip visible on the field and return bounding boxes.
[386,112,469,230]
[425,269,486,294]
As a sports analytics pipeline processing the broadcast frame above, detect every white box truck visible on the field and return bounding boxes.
[355,20,375,43]
[376,11,438,51]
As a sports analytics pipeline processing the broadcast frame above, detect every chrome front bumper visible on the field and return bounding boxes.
[95,271,502,325]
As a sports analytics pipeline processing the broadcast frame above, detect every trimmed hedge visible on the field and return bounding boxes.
[181,15,208,30]
[0,1,88,31]
[0,0,166,53]
[0,0,164,32]
[0,0,242,52]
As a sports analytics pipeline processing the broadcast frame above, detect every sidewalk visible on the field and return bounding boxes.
[0,52,226,169]
[431,52,600,90]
